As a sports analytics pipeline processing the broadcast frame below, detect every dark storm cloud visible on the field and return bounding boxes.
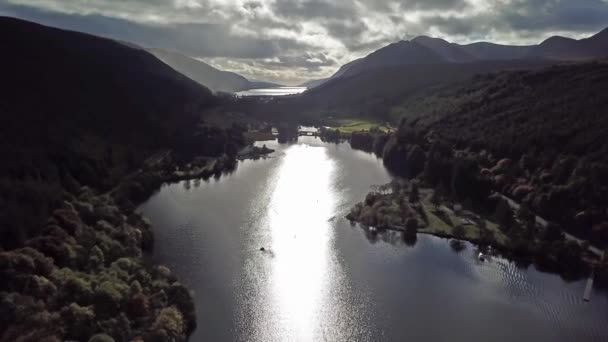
[2,0,608,84]
[500,0,608,32]
[0,2,310,59]
[273,0,357,20]
[358,0,469,12]
[264,53,335,70]
[420,0,608,40]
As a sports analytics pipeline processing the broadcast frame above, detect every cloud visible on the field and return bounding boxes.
[2,0,607,84]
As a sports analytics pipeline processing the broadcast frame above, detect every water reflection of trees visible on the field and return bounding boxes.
[357,226,417,247]
[449,239,466,253]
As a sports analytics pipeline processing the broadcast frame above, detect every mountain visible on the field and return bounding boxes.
[248,80,283,89]
[299,78,329,89]
[0,16,218,241]
[330,58,363,78]
[338,41,446,78]
[297,60,548,118]
[460,42,532,60]
[527,28,608,60]
[0,17,242,342]
[390,60,608,246]
[149,48,248,93]
[149,48,281,93]
[325,27,608,82]
[412,36,477,62]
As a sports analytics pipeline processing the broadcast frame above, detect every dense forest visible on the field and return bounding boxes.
[0,17,236,246]
[378,61,608,248]
[0,17,247,341]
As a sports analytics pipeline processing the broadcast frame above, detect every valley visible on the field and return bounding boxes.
[1,13,608,342]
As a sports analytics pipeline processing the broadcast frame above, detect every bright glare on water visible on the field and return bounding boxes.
[263,145,336,339]
[139,137,608,342]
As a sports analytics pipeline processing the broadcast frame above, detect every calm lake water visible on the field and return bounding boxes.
[139,137,608,342]
[236,87,307,97]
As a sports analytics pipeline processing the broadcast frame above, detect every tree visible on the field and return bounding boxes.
[224,142,238,158]
[453,225,466,239]
[517,202,535,226]
[463,197,473,211]
[494,198,513,230]
[409,181,420,203]
[541,223,564,242]
[405,218,419,237]
[430,189,442,209]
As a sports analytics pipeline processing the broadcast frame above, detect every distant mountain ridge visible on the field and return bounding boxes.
[148,48,281,93]
[338,41,447,79]
[412,36,477,62]
[322,27,608,83]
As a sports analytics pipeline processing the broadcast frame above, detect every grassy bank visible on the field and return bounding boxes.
[347,180,602,283]
[325,118,392,133]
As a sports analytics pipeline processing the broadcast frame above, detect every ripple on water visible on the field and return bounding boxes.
[472,253,608,342]
[139,138,608,342]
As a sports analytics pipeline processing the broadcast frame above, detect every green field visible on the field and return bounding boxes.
[327,119,392,133]
[418,191,510,247]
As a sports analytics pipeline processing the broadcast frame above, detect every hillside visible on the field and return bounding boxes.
[0,15,263,342]
[412,36,477,62]
[150,48,249,92]
[394,60,608,160]
[527,28,608,60]
[149,49,280,93]
[389,60,608,246]
[0,17,217,244]
[460,42,532,60]
[338,41,446,78]
[298,60,548,119]
[299,78,329,89]
[321,27,607,84]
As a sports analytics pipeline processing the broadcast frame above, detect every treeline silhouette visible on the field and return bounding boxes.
[0,17,238,246]
[0,17,248,341]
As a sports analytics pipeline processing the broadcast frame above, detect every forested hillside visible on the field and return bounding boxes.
[387,60,608,246]
[298,60,549,119]
[0,17,249,342]
[0,17,216,246]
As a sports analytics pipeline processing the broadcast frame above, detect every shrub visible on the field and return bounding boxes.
[60,303,96,341]
[93,280,126,316]
[452,225,465,238]
[60,271,94,305]
[152,306,185,340]
[166,283,196,332]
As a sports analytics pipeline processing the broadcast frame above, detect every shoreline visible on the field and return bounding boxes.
[346,183,604,285]
[0,143,273,342]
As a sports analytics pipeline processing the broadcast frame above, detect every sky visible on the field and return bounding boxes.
[1,0,607,85]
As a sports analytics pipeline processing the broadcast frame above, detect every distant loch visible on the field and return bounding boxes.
[236,86,307,97]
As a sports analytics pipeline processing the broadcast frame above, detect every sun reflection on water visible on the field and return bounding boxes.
[260,143,338,341]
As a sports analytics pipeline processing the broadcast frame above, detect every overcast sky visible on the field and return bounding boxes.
[2,0,607,84]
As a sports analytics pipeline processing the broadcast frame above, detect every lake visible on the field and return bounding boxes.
[236,87,307,97]
[139,137,608,342]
